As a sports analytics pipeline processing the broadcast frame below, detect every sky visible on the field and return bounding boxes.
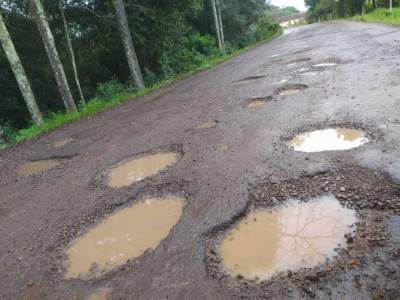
[270,0,307,12]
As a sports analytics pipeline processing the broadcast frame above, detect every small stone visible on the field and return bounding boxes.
[340,187,346,192]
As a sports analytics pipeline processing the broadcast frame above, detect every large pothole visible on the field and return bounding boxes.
[206,166,400,298]
[107,152,178,188]
[64,195,185,279]
[289,128,369,152]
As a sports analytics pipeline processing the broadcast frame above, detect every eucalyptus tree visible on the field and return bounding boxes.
[211,0,224,54]
[113,0,144,90]
[30,0,77,112]
[0,11,43,124]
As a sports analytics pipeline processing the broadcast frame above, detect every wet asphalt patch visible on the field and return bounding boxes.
[246,96,274,108]
[206,166,400,298]
[19,160,60,176]
[274,84,308,97]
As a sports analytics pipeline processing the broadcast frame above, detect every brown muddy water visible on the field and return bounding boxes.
[198,120,217,129]
[289,128,369,152]
[53,138,75,148]
[19,160,59,176]
[65,196,185,279]
[247,100,266,108]
[219,195,356,281]
[108,152,178,188]
[87,288,112,300]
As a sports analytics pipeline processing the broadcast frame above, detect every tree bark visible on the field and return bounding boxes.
[113,0,144,90]
[30,0,77,113]
[217,0,225,53]
[0,12,43,125]
[211,0,224,54]
[59,1,85,106]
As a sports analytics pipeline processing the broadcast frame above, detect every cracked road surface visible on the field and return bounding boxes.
[1,21,400,299]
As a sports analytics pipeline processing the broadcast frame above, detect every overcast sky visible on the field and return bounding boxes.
[270,0,307,12]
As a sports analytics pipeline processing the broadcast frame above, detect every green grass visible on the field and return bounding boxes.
[2,29,282,150]
[352,8,400,25]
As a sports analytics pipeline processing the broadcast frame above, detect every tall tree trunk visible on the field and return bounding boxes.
[113,0,144,90]
[30,0,77,113]
[217,0,225,52]
[211,0,224,54]
[0,12,43,125]
[390,0,392,11]
[59,1,85,106]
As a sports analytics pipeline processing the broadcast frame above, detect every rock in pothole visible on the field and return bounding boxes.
[289,128,369,152]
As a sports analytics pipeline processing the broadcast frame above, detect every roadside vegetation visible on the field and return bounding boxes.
[305,0,399,23]
[0,1,288,149]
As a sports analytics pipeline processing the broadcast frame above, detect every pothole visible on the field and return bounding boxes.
[275,84,308,97]
[53,138,75,148]
[198,120,218,129]
[219,195,356,281]
[107,152,178,188]
[64,196,185,279]
[206,166,400,297]
[233,75,266,86]
[19,160,60,176]
[246,96,272,108]
[312,58,343,69]
[289,128,369,152]
[216,143,230,152]
[87,288,112,300]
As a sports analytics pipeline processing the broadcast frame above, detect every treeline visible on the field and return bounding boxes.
[306,0,399,21]
[0,0,280,140]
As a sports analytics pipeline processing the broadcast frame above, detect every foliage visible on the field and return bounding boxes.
[352,8,400,25]
[278,6,300,17]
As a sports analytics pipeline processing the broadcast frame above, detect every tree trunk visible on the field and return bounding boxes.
[30,0,77,113]
[59,1,85,106]
[211,0,223,54]
[113,0,144,90]
[390,0,392,11]
[0,12,43,125]
[217,0,225,52]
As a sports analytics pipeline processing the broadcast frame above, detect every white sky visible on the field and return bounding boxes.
[270,0,307,12]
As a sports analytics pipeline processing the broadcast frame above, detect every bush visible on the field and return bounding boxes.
[0,121,16,143]
[94,80,135,101]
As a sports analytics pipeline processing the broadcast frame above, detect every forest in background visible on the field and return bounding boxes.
[0,0,290,143]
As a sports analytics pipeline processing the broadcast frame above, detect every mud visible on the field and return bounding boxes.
[65,196,184,279]
[87,288,112,300]
[289,128,369,152]
[1,21,400,299]
[206,166,400,298]
[219,195,356,281]
[107,152,178,188]
[19,160,59,176]
[275,84,308,97]
[198,120,218,129]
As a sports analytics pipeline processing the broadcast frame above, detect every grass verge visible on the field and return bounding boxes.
[2,29,282,150]
[352,8,400,26]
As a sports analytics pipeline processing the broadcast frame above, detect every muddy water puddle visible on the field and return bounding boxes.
[108,152,178,188]
[198,120,217,129]
[53,138,75,148]
[247,100,266,108]
[87,288,112,300]
[289,128,369,152]
[275,84,308,97]
[65,196,185,279]
[19,160,59,176]
[219,195,356,281]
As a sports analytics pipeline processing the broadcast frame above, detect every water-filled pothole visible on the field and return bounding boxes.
[219,195,356,281]
[198,120,217,129]
[247,96,272,108]
[107,152,178,188]
[53,138,75,148]
[87,288,112,300]
[19,160,60,176]
[65,196,185,279]
[275,84,308,97]
[289,128,369,152]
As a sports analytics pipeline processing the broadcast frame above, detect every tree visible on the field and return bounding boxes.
[217,0,225,52]
[59,1,85,105]
[30,0,77,112]
[113,0,144,90]
[0,11,43,125]
[211,0,224,54]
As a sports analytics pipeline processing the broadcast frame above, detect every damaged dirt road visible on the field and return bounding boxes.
[1,21,400,299]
